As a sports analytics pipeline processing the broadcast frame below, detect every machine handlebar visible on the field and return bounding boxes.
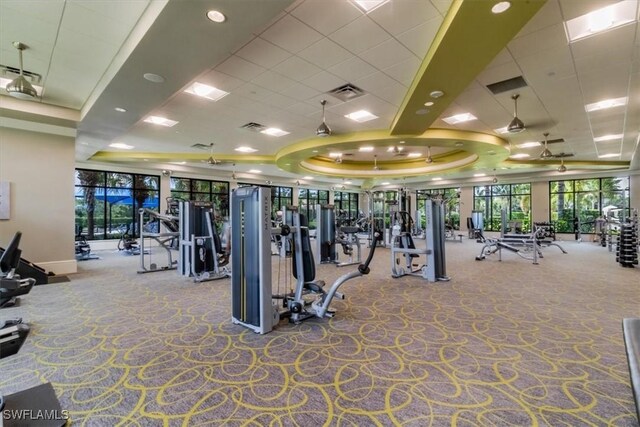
[358,230,381,274]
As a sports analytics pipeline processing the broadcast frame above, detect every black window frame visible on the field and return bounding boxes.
[473,183,532,232]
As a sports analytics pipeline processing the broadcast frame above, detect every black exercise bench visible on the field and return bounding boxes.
[623,318,640,421]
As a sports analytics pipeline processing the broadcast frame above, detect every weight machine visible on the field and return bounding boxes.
[231,186,378,334]
[368,191,386,247]
[391,199,449,282]
[0,232,35,308]
[315,204,338,264]
[178,200,230,282]
[138,208,179,273]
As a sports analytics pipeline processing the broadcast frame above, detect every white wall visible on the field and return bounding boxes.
[459,186,473,232]
[0,127,76,274]
[531,181,549,223]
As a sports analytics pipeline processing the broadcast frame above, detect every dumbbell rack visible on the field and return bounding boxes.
[616,222,638,268]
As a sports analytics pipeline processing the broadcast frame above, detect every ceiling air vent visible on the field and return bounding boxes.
[327,83,365,102]
[486,76,528,95]
[0,64,42,84]
[240,122,266,132]
[547,138,564,144]
[191,143,211,150]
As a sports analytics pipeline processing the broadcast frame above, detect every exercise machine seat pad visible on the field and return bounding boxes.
[623,318,640,421]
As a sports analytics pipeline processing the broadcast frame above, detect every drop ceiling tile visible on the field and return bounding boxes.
[285,101,321,117]
[367,80,407,106]
[430,0,452,15]
[382,56,421,86]
[290,0,362,36]
[262,92,299,109]
[516,45,575,83]
[570,23,636,60]
[507,23,567,60]
[516,0,563,37]
[260,14,324,53]
[61,3,131,45]
[475,61,524,88]
[272,56,321,82]
[301,70,345,92]
[54,27,116,60]
[73,0,150,24]
[328,56,378,83]
[328,15,390,55]
[0,13,59,59]
[216,55,266,82]
[251,70,297,93]
[1,0,65,25]
[487,49,516,69]
[298,38,353,69]
[235,37,292,69]
[279,82,321,101]
[559,0,624,21]
[396,17,443,57]
[368,0,440,36]
[359,38,415,71]
[355,71,400,94]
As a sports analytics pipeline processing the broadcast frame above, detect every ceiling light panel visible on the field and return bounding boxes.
[598,153,620,158]
[260,127,290,137]
[329,152,342,158]
[565,1,638,42]
[184,82,229,101]
[509,153,530,159]
[109,143,134,150]
[359,146,374,152]
[432,177,442,181]
[235,146,258,153]
[345,110,379,123]
[594,134,624,142]
[144,116,179,127]
[516,141,541,148]
[303,176,314,180]
[474,173,486,177]
[407,152,421,158]
[584,97,628,112]
[248,169,262,173]
[351,0,389,13]
[442,113,477,125]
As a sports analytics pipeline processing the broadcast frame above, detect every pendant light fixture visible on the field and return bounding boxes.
[5,42,38,100]
[540,132,553,159]
[507,94,525,133]
[557,158,567,173]
[316,100,332,137]
[373,154,379,171]
[492,168,498,184]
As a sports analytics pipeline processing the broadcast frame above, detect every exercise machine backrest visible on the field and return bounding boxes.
[292,214,316,282]
[0,232,22,277]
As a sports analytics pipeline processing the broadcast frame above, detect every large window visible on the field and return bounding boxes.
[170,177,229,218]
[417,188,461,230]
[550,177,630,233]
[474,183,531,232]
[271,186,293,219]
[75,169,160,240]
[333,191,359,225]
[298,188,330,229]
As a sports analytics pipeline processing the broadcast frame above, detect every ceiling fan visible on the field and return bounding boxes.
[316,100,332,137]
[5,42,37,100]
[388,146,406,157]
[202,143,231,166]
[373,154,379,171]
[551,152,573,173]
[507,94,525,133]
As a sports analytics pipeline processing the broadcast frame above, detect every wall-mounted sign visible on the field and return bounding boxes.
[0,181,10,220]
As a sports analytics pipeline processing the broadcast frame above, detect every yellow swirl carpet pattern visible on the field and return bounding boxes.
[0,240,638,426]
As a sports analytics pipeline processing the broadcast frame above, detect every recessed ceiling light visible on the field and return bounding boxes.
[329,152,342,158]
[206,10,226,23]
[594,134,624,142]
[424,101,434,107]
[432,177,442,181]
[491,1,511,14]
[144,116,179,127]
[143,73,165,83]
[430,90,444,99]
[516,141,541,148]
[443,113,477,125]
[565,1,637,42]
[345,110,378,123]
[184,82,229,101]
[408,152,421,158]
[455,142,464,147]
[598,153,620,158]
[171,161,187,165]
[387,146,403,152]
[344,181,353,185]
[474,173,486,177]
[235,146,258,153]
[415,109,429,115]
[381,182,390,185]
[510,153,530,159]
[585,96,628,112]
[312,150,319,153]
[143,159,148,161]
[303,176,314,180]
[352,0,389,13]
[114,107,127,113]
[248,169,262,174]
[260,127,290,137]
[109,142,134,150]
[398,141,405,144]
[494,126,509,134]
[359,146,374,152]
[285,163,291,166]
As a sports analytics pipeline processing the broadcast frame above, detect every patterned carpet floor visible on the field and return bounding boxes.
[0,237,638,426]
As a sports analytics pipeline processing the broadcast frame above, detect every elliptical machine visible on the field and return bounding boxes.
[0,232,35,308]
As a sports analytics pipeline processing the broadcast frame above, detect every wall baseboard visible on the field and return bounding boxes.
[37,259,77,275]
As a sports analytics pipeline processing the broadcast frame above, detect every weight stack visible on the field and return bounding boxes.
[616,222,638,268]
